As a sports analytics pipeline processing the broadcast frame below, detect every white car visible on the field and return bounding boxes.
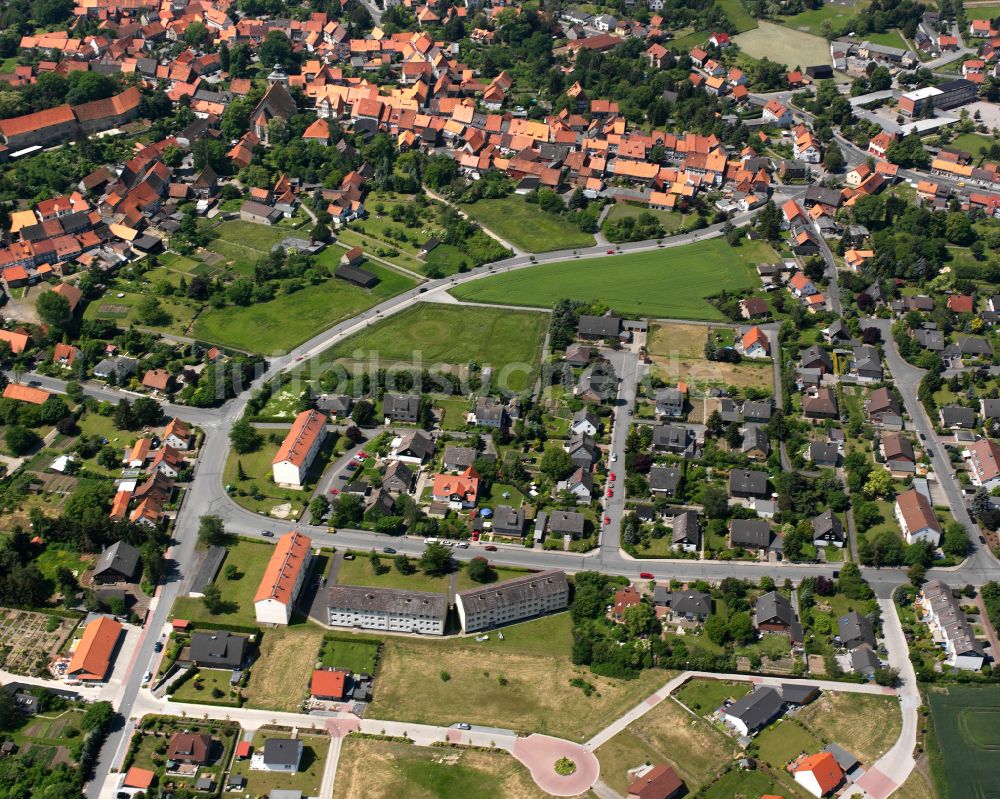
[611,453,618,463]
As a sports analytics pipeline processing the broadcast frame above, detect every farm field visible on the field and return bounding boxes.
[459,196,596,253]
[332,737,548,799]
[317,303,547,393]
[717,0,758,31]
[735,21,833,69]
[796,692,901,764]
[170,539,275,627]
[192,263,416,352]
[646,322,774,392]
[451,238,774,320]
[367,613,667,741]
[595,696,738,793]
[779,3,857,34]
[604,202,689,234]
[926,685,1000,799]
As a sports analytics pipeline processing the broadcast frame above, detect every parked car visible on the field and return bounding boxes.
[383,547,397,554]
[606,488,614,498]
[609,472,616,481]
[260,530,274,538]
[457,723,471,730]
[154,641,163,653]
[603,516,611,525]
[639,572,654,580]
[485,545,498,551]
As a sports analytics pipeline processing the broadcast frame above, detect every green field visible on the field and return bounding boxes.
[965,4,1000,20]
[675,678,751,715]
[83,290,198,337]
[171,539,275,626]
[337,553,452,594]
[450,238,772,320]
[735,21,833,69]
[926,685,1000,799]
[951,132,996,156]
[320,636,380,673]
[317,303,547,393]
[780,3,857,34]
[604,202,689,234]
[193,263,415,352]
[863,29,910,49]
[756,719,825,768]
[171,668,241,705]
[460,196,595,253]
[703,769,787,799]
[717,0,758,32]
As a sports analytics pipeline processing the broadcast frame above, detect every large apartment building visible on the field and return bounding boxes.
[272,409,327,488]
[327,585,448,635]
[254,530,312,625]
[456,570,569,633]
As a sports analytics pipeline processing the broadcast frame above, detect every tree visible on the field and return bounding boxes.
[724,423,742,450]
[701,485,730,519]
[198,515,229,546]
[81,701,114,733]
[467,556,494,583]
[706,410,723,438]
[202,583,223,613]
[137,295,170,327]
[351,400,375,427]
[5,426,38,456]
[37,289,73,329]
[823,142,845,172]
[704,614,729,645]
[864,468,894,499]
[394,554,415,574]
[419,542,452,577]
[258,30,293,68]
[942,522,968,558]
[310,223,331,243]
[622,602,658,638]
[230,419,262,453]
[541,445,574,481]
[728,611,756,645]
[309,496,329,522]
[185,21,209,47]
[131,397,161,427]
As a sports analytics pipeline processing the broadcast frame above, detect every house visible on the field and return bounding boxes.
[166,733,213,766]
[789,272,817,298]
[142,369,171,394]
[802,388,838,420]
[762,99,793,127]
[865,388,903,429]
[3,384,52,405]
[626,764,684,799]
[742,426,769,460]
[654,388,686,418]
[793,752,844,798]
[239,200,282,225]
[852,644,882,676]
[272,410,327,488]
[939,405,977,429]
[93,541,141,583]
[163,418,192,450]
[649,465,681,496]
[612,585,642,621]
[965,439,1000,491]
[66,616,122,681]
[456,570,569,633]
[729,519,772,550]
[557,466,593,503]
[739,326,770,358]
[382,461,415,495]
[310,669,347,701]
[472,397,507,429]
[728,469,769,499]
[391,430,435,465]
[740,297,770,319]
[809,442,840,468]
[671,510,701,552]
[651,425,695,457]
[316,395,353,417]
[383,393,420,423]
[327,585,448,635]
[837,610,876,650]
[549,511,586,538]
[335,263,378,288]
[53,343,78,366]
[799,345,833,374]
[491,505,525,537]
[919,579,985,671]
[188,631,247,669]
[259,739,302,773]
[254,531,312,625]
[894,488,942,546]
[947,294,975,314]
[722,686,783,736]
[94,356,138,381]
[443,445,477,472]
[812,509,845,548]
[882,433,916,475]
[564,344,593,366]
[578,312,622,340]
[565,432,598,468]
[743,400,773,423]
[432,466,480,507]
[570,409,600,436]
[668,590,711,621]
[852,345,883,382]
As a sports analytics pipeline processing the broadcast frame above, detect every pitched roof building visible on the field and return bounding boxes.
[272,410,327,488]
[254,531,313,625]
[456,570,569,633]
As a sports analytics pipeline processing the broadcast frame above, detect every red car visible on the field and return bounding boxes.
[606,249,615,255]
[603,516,611,525]
[485,545,498,552]
[606,488,614,498]
[639,572,654,580]
[609,472,616,481]
[472,532,480,542]
[328,488,340,495]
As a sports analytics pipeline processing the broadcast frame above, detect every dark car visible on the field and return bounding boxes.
[260,530,274,538]
[154,641,163,652]
[485,545,498,551]
[383,547,397,554]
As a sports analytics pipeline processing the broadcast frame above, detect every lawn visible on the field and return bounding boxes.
[595,697,738,793]
[451,238,774,321]
[320,635,380,673]
[332,737,548,799]
[965,4,1000,20]
[244,624,326,711]
[337,553,452,594]
[604,202,689,235]
[951,132,996,157]
[33,545,92,584]
[435,395,471,430]
[83,289,198,337]
[796,692,901,765]
[779,3,858,34]
[716,0,758,32]
[863,29,910,49]
[423,243,470,276]
[367,613,666,741]
[735,21,833,69]
[702,768,787,799]
[171,539,275,627]
[926,685,1000,799]
[460,196,595,253]
[317,303,547,394]
[323,231,427,275]
[171,668,241,706]
[674,678,751,715]
[193,264,416,352]
[227,731,328,796]
[755,718,825,769]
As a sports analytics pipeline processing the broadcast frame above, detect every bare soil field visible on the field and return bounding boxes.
[243,626,325,711]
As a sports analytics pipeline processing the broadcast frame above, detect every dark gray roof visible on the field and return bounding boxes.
[457,570,568,612]
[725,686,783,731]
[837,610,876,649]
[578,313,622,338]
[982,399,1000,419]
[396,429,434,459]
[742,400,772,421]
[730,519,772,548]
[316,394,352,414]
[780,683,819,704]
[335,263,378,287]
[94,541,141,580]
[812,509,845,543]
[652,424,692,451]
[492,504,525,535]
[799,345,832,371]
[672,510,701,546]
[809,441,839,465]
[263,738,301,767]
[851,644,881,674]
[824,743,859,772]
[443,445,477,469]
[940,405,977,428]
[548,511,585,535]
[755,590,794,627]
[383,393,420,417]
[742,425,769,454]
[729,469,769,496]
[649,465,681,493]
[188,631,246,668]
[326,585,448,618]
[670,589,710,616]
